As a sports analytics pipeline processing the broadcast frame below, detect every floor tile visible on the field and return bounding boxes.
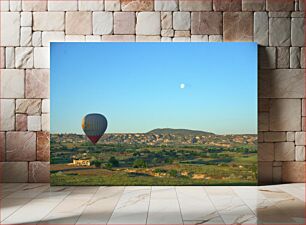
[76,186,124,224]
[147,186,183,224]
[0,183,304,225]
[108,186,150,224]
[2,198,64,224]
[5,184,49,199]
[0,198,32,222]
[176,187,217,221]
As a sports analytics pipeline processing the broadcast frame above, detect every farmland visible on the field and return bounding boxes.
[51,129,257,186]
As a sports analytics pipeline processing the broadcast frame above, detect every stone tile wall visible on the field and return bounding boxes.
[0,0,305,184]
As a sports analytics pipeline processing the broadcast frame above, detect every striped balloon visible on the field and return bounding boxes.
[82,113,107,144]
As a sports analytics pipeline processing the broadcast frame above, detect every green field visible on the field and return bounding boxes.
[51,133,257,186]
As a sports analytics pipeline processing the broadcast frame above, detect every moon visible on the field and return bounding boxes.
[180,83,185,89]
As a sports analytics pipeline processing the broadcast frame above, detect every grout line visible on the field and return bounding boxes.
[174,186,184,225]
[230,186,261,219]
[75,186,100,224]
[202,186,227,225]
[105,186,126,225]
[1,183,50,223]
[145,186,152,225]
[37,185,75,223]
[0,185,32,222]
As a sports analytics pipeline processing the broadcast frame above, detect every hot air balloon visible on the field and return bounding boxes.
[82,113,107,145]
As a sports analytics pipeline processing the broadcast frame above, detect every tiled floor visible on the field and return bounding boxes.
[0,183,305,224]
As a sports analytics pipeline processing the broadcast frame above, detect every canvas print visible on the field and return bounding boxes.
[50,43,258,186]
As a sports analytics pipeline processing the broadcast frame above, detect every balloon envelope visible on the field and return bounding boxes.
[82,113,107,145]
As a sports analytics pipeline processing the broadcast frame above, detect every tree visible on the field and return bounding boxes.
[104,162,113,170]
[109,156,119,167]
[169,169,178,177]
[188,171,194,178]
[133,159,147,168]
[152,158,159,166]
[153,168,167,173]
[133,152,141,157]
[165,158,173,164]
[210,153,218,158]
[92,160,102,168]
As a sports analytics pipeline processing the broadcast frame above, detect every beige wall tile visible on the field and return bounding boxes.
[16,99,41,115]
[258,162,273,185]
[22,0,47,11]
[264,132,286,142]
[79,0,104,11]
[27,115,41,131]
[258,143,274,161]
[295,132,305,146]
[65,35,86,42]
[21,12,32,27]
[33,12,64,31]
[42,32,65,47]
[275,142,295,161]
[37,131,50,161]
[20,27,32,47]
[6,132,36,161]
[179,0,212,11]
[93,12,113,35]
[295,146,305,161]
[1,12,20,46]
[136,35,161,42]
[41,113,50,131]
[191,12,222,35]
[15,47,33,68]
[121,0,153,11]
[25,69,49,98]
[270,99,301,131]
[291,18,304,47]
[259,69,304,98]
[16,114,27,131]
[259,112,269,131]
[136,12,160,35]
[0,162,28,182]
[282,162,305,182]
[259,47,276,69]
[269,18,290,46]
[213,0,242,11]
[101,35,135,42]
[105,0,120,11]
[276,47,289,68]
[66,12,92,35]
[223,12,253,42]
[29,161,50,182]
[173,12,190,31]
[161,12,172,29]
[48,0,78,11]
[242,0,265,11]
[114,12,135,35]
[266,0,294,11]
[0,99,15,131]
[0,69,24,98]
[33,47,49,68]
[155,0,178,11]
[42,99,50,113]
[254,12,268,46]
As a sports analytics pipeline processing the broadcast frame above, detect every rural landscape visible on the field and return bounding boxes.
[50,128,257,186]
[51,43,257,185]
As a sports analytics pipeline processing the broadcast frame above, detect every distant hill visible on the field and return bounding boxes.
[147,128,215,136]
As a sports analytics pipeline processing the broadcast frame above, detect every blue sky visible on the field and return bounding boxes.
[51,43,257,135]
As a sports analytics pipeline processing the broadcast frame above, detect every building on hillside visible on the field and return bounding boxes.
[73,159,90,166]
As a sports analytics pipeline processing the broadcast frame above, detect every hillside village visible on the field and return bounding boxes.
[51,129,257,147]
